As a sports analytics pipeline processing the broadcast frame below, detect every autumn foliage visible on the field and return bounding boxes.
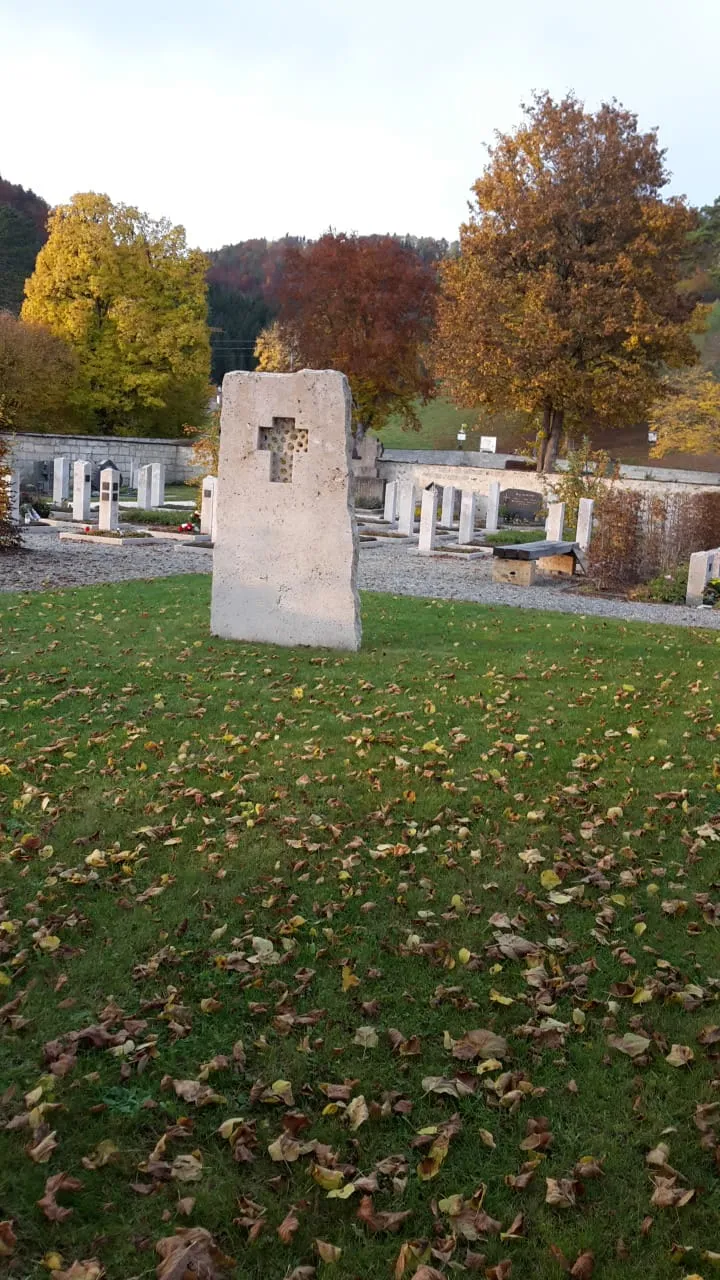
[648,366,720,457]
[276,232,437,438]
[434,93,698,471]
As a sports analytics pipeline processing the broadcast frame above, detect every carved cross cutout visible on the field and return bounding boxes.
[258,416,309,483]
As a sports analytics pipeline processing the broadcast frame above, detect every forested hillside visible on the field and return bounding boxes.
[0,174,49,313]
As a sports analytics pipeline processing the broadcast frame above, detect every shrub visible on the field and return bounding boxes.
[0,436,21,552]
[483,530,546,546]
[124,507,198,527]
[546,437,617,529]
[632,564,689,604]
[587,489,644,590]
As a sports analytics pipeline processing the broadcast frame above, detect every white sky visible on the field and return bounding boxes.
[1,0,718,250]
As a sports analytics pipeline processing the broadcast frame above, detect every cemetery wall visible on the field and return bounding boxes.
[2,432,201,485]
[378,458,720,503]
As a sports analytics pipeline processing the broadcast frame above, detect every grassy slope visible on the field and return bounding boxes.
[1,578,720,1279]
[377,397,720,473]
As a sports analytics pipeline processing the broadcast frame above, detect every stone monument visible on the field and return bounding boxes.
[53,457,70,504]
[546,501,565,541]
[211,369,361,650]
[6,472,21,523]
[200,475,217,537]
[458,491,477,544]
[440,485,456,528]
[98,467,120,532]
[418,485,439,554]
[486,481,501,532]
[73,460,92,522]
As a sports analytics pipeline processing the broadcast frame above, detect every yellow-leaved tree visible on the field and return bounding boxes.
[434,93,698,471]
[648,367,720,456]
[22,193,210,437]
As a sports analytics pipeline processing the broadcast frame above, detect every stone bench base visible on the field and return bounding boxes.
[492,559,536,586]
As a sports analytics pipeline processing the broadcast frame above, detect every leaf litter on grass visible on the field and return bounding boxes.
[1,578,720,1279]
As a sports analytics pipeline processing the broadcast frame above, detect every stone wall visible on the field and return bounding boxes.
[2,432,201,487]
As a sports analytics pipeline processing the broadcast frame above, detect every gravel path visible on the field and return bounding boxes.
[0,526,212,592]
[2,526,719,631]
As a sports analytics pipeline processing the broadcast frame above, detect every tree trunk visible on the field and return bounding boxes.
[537,407,564,473]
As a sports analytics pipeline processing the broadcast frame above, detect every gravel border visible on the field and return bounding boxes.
[2,526,719,631]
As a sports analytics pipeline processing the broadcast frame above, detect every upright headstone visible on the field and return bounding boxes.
[136,464,153,509]
[200,475,217,536]
[546,501,565,541]
[128,460,138,491]
[486,481,501,532]
[686,547,720,606]
[440,485,456,528]
[418,485,439,555]
[6,472,21,523]
[53,457,70,504]
[72,460,92,522]
[211,369,361,650]
[383,480,398,523]
[458,490,477,544]
[97,467,120,532]
[397,483,418,536]
[150,462,165,509]
[576,497,594,551]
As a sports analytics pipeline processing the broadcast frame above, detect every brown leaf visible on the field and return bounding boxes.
[155,1227,234,1280]
[27,1130,58,1163]
[570,1252,595,1278]
[38,1172,83,1222]
[51,1262,104,1280]
[277,1210,300,1244]
[413,1269,446,1280]
[176,1198,195,1217]
[0,1221,17,1256]
[545,1177,578,1209]
[650,1176,695,1209]
[451,1029,508,1061]
[357,1195,412,1234]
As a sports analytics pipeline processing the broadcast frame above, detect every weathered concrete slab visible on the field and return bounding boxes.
[211,369,361,650]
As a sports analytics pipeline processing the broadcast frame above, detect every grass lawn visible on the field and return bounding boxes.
[2,577,720,1280]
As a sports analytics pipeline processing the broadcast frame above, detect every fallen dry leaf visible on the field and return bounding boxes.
[155,1227,234,1280]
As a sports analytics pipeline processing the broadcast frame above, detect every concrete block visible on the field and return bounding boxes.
[536,553,576,577]
[211,369,361,650]
[492,558,536,586]
[383,480,398,523]
[137,464,153,508]
[150,462,166,508]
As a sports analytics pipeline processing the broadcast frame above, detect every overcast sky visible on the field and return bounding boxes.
[1,0,718,250]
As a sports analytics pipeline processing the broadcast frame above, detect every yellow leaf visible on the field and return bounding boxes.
[311,1164,345,1190]
[327,1183,356,1199]
[540,870,561,890]
[458,948,471,965]
[342,966,360,991]
[489,988,514,1006]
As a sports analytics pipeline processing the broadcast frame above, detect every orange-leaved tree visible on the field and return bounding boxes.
[434,93,698,471]
[276,233,437,441]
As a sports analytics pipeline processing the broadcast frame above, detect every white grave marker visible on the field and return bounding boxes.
[97,467,119,532]
[458,490,477,544]
[383,480,398,523]
[440,485,456,528]
[397,483,419,536]
[486,480,501,532]
[480,435,497,453]
[211,369,360,650]
[53,456,70,504]
[200,475,217,536]
[418,485,439,555]
[72,460,92,522]
[576,497,594,551]
[150,462,165,508]
[545,501,565,541]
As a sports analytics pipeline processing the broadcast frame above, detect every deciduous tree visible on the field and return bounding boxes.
[277,232,437,440]
[22,193,210,437]
[434,93,698,471]
[648,366,720,456]
[0,310,80,433]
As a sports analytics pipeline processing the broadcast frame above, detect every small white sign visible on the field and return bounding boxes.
[647,430,658,443]
[480,435,497,453]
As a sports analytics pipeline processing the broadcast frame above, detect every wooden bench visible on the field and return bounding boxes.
[491,540,583,586]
